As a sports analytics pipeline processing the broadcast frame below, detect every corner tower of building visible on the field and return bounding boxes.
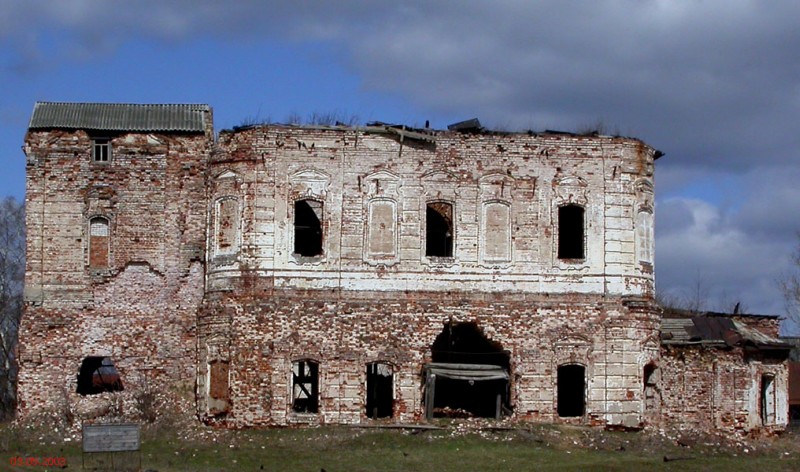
[18,102,212,417]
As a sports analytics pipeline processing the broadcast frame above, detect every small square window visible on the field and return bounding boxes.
[92,138,111,162]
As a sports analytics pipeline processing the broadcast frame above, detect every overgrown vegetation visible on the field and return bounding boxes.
[0,196,24,422]
[236,111,360,129]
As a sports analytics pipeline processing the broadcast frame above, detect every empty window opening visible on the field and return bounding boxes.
[207,360,230,415]
[89,216,110,268]
[760,374,776,425]
[557,364,585,417]
[643,363,660,416]
[366,362,393,419]
[426,202,454,257]
[427,321,511,419]
[558,205,584,259]
[294,200,323,257]
[92,138,111,162]
[77,357,123,395]
[292,360,319,413]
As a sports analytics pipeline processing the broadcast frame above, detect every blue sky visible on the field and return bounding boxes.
[2,1,800,332]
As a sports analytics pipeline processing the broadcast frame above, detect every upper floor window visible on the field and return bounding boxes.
[294,199,323,257]
[366,199,397,259]
[481,201,511,263]
[92,138,111,162]
[426,202,454,257]
[636,211,654,264]
[214,197,240,256]
[89,216,110,268]
[558,205,584,260]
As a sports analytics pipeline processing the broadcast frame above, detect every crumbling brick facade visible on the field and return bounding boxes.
[17,102,789,435]
[18,103,212,419]
[658,313,791,434]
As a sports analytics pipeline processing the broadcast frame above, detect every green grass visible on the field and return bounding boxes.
[2,423,798,471]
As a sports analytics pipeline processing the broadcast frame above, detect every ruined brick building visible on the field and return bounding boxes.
[16,102,791,434]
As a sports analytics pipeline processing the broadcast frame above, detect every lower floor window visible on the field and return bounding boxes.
[557,364,585,417]
[292,360,319,413]
[76,356,123,395]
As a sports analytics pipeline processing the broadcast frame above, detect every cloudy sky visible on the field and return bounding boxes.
[2,1,799,332]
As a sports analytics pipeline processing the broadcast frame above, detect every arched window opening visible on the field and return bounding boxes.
[426,202,453,257]
[558,205,584,260]
[425,321,511,419]
[366,362,393,419]
[760,374,776,425]
[294,200,323,257]
[89,216,110,268]
[292,360,319,413]
[77,356,123,395]
[557,364,585,417]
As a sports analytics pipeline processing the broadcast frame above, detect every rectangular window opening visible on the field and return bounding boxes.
[92,138,111,162]
[557,364,585,417]
[292,360,319,413]
[426,202,454,257]
[366,362,393,419]
[558,205,585,260]
[294,200,323,257]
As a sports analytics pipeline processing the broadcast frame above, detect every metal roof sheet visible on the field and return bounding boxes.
[29,102,210,132]
[423,363,509,381]
[733,321,793,350]
[661,314,791,351]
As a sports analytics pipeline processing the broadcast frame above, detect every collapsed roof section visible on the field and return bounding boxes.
[225,116,662,155]
[661,312,792,353]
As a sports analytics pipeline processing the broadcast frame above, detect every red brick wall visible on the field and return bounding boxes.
[18,127,210,420]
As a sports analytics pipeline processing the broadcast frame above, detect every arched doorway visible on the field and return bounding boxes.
[424,321,511,419]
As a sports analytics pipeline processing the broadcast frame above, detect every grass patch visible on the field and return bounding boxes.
[1,422,798,471]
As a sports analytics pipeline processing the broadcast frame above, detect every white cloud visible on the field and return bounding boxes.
[3,0,800,328]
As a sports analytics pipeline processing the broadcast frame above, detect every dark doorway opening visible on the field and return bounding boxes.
[426,321,511,418]
[294,200,323,257]
[366,362,393,419]
[557,364,585,417]
[426,202,453,257]
[558,205,584,259]
[77,357,123,395]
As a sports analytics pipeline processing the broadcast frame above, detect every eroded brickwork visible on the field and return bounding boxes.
[18,106,787,435]
[18,120,211,420]
[659,346,789,434]
[199,125,660,429]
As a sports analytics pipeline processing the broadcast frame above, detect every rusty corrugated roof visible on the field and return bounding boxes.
[29,102,210,132]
